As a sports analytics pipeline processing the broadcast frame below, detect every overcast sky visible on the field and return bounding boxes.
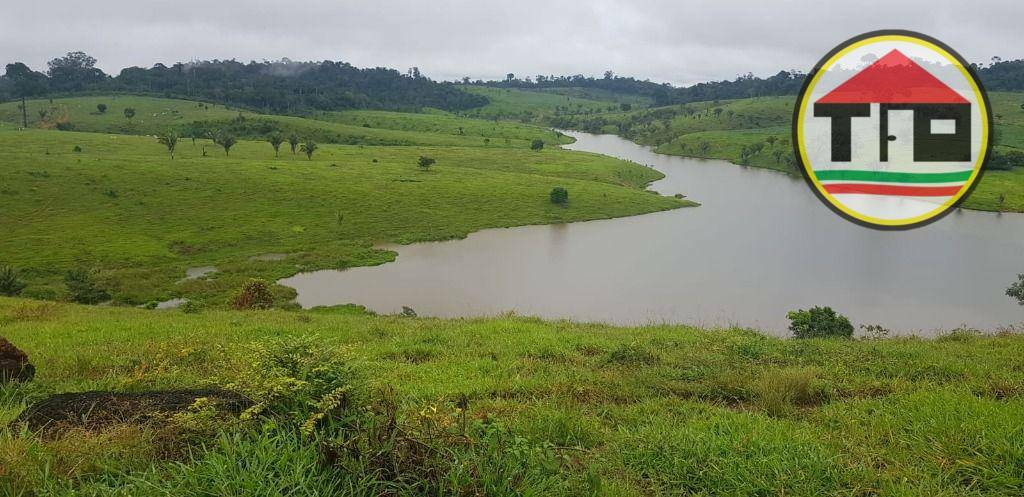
[3,1,1022,87]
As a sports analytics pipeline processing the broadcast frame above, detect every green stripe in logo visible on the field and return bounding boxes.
[814,169,973,184]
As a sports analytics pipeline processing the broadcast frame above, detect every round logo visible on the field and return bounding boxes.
[793,30,991,229]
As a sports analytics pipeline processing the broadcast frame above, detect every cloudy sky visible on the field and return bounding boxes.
[3,0,1022,86]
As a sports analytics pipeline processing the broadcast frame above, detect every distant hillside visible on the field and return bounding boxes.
[468,59,1024,107]
[1,52,487,113]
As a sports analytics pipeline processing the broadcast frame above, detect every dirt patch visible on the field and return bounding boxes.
[13,389,251,434]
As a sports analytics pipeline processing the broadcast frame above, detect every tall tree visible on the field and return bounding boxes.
[300,140,317,160]
[4,63,48,128]
[268,133,284,157]
[157,131,179,159]
[288,134,300,155]
[47,51,106,92]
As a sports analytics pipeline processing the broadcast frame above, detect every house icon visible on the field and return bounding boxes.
[813,49,971,163]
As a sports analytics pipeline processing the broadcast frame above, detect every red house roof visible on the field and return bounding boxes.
[816,49,968,104]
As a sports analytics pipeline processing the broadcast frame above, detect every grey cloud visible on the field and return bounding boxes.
[2,0,1020,86]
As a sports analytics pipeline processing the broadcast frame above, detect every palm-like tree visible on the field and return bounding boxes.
[157,131,179,159]
[288,134,300,155]
[300,141,318,160]
[268,133,284,157]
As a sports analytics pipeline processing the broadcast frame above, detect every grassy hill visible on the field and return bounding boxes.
[2,298,1024,495]
[458,86,619,121]
[0,113,685,307]
[560,92,1024,212]
[0,95,573,149]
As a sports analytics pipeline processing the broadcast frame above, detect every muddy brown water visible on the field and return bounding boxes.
[280,131,1024,336]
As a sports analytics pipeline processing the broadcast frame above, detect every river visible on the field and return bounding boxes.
[280,131,1024,336]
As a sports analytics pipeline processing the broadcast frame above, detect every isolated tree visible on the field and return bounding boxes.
[123,107,136,121]
[214,133,237,156]
[157,131,179,159]
[550,187,569,205]
[713,107,723,119]
[268,132,284,157]
[1008,274,1024,305]
[300,140,318,160]
[288,134,300,155]
[530,139,544,151]
[96,103,107,114]
[417,156,436,171]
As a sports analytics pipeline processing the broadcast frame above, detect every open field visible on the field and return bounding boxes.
[560,92,1024,212]
[458,86,619,121]
[0,96,571,149]
[0,122,685,307]
[2,298,1024,495]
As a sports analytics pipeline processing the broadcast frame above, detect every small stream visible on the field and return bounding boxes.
[280,131,1024,336]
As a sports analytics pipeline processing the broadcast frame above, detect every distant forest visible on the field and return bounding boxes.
[0,52,486,113]
[3,52,1024,114]
[473,58,1024,106]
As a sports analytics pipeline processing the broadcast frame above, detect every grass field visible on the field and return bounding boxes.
[561,92,1024,212]
[458,86,618,121]
[0,96,571,149]
[2,298,1024,495]
[0,113,685,307]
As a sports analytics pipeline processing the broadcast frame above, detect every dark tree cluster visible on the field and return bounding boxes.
[0,53,487,113]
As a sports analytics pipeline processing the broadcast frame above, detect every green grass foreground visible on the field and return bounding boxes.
[2,298,1024,495]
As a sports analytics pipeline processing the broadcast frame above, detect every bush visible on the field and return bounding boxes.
[55,122,75,131]
[418,156,436,171]
[1007,274,1024,305]
[231,279,275,310]
[531,139,545,151]
[549,187,569,205]
[64,269,110,304]
[786,306,853,339]
[0,265,27,296]
[96,103,107,114]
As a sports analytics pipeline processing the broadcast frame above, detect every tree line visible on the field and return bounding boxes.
[0,52,487,114]
[466,59,1024,107]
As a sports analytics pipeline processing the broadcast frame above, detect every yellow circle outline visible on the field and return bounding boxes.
[796,34,990,227]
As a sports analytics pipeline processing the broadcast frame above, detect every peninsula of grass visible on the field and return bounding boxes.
[0,120,687,306]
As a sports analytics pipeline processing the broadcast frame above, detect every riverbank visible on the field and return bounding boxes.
[557,92,1024,213]
[3,297,1023,495]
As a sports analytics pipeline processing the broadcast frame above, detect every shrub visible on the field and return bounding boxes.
[530,139,544,151]
[181,299,203,314]
[786,306,853,339]
[417,156,436,171]
[72,145,82,153]
[549,187,569,205]
[0,265,27,296]
[55,122,75,131]
[96,103,107,114]
[231,279,274,310]
[1007,274,1024,305]
[64,269,110,304]
[228,336,358,431]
